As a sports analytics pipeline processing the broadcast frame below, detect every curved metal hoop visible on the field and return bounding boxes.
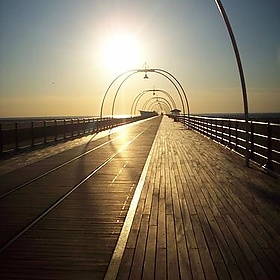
[130,89,177,116]
[214,0,249,166]
[149,102,170,113]
[142,96,172,111]
[100,68,190,118]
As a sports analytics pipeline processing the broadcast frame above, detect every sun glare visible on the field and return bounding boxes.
[100,32,142,74]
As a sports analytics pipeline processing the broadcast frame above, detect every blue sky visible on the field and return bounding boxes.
[0,0,279,117]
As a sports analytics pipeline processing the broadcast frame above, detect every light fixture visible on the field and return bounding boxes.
[143,62,149,79]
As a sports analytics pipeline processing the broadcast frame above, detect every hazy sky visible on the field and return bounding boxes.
[0,0,279,117]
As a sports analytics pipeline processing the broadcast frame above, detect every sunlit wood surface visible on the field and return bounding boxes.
[0,116,279,280]
[117,116,280,280]
[0,117,162,279]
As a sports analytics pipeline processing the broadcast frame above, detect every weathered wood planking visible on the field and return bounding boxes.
[117,116,280,280]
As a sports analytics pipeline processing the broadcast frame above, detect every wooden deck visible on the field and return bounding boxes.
[0,116,279,279]
[113,116,280,280]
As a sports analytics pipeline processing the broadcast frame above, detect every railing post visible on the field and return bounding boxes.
[44,121,47,144]
[235,121,238,151]
[55,120,57,141]
[249,121,255,161]
[215,119,218,141]
[31,121,34,147]
[210,118,213,139]
[264,122,273,170]
[221,119,224,144]
[64,119,66,139]
[0,123,3,154]
[84,118,86,134]
[15,122,19,151]
[227,119,231,148]
[71,119,74,137]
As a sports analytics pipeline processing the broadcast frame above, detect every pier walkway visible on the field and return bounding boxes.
[0,116,280,279]
[113,117,280,280]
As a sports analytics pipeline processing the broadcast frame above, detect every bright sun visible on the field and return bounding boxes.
[100,32,142,74]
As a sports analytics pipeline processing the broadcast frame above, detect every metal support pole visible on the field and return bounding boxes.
[214,0,250,166]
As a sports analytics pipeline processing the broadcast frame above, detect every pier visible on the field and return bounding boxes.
[0,116,279,279]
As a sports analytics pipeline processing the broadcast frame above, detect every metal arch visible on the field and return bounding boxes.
[142,97,172,110]
[213,0,250,166]
[153,69,190,117]
[131,89,176,116]
[147,100,172,112]
[150,102,170,113]
[150,103,168,113]
[151,104,169,113]
[150,71,186,116]
[130,89,177,116]
[100,68,190,119]
[100,69,137,118]
[110,70,187,118]
[111,72,136,117]
[142,96,173,111]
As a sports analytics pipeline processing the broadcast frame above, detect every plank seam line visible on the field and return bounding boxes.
[104,125,160,280]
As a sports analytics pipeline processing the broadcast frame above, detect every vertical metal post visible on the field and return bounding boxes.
[235,121,238,151]
[15,122,19,151]
[215,119,218,141]
[71,119,74,137]
[54,120,57,141]
[228,119,231,148]
[0,123,3,154]
[44,121,47,144]
[63,119,66,139]
[31,121,34,147]
[249,121,255,161]
[214,0,250,166]
[265,122,273,170]
[221,119,224,144]
[84,118,86,134]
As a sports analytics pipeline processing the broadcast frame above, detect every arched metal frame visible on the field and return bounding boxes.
[153,69,190,117]
[142,96,172,112]
[99,0,249,166]
[148,100,171,113]
[150,103,170,113]
[110,70,186,117]
[214,0,249,166]
[100,68,190,119]
[130,89,177,116]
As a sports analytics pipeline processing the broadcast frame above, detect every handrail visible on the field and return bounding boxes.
[0,116,149,155]
[173,115,280,174]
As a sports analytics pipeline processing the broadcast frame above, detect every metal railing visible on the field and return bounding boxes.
[173,115,280,174]
[0,116,146,155]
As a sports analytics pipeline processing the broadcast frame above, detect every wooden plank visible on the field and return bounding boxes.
[166,214,180,280]
[143,225,157,279]
[129,215,149,279]
[114,117,280,279]
[175,218,192,279]
[157,198,166,249]
[155,248,167,280]
[117,248,134,280]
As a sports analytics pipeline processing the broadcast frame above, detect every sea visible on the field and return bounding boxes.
[196,112,280,123]
[0,116,97,124]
